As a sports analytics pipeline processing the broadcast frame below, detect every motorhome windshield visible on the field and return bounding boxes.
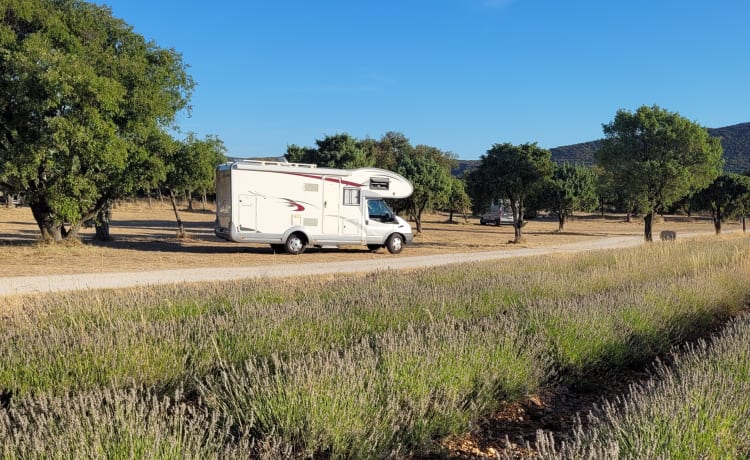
[367,199,394,222]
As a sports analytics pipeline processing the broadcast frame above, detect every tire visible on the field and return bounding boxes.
[385,233,404,254]
[284,233,306,255]
[270,244,284,253]
[495,219,501,226]
[367,244,382,252]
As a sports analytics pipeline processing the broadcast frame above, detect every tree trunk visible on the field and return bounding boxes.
[30,201,63,242]
[169,190,186,238]
[510,201,524,243]
[147,189,153,208]
[448,209,455,223]
[713,208,722,235]
[557,212,565,231]
[202,188,208,211]
[742,216,747,232]
[643,211,654,242]
[414,213,422,233]
[625,210,632,223]
[94,201,113,241]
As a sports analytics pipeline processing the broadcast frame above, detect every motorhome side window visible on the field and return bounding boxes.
[343,188,360,206]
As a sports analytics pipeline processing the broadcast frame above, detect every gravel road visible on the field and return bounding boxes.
[0,236,647,297]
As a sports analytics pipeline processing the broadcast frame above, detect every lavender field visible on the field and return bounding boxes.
[1,237,748,458]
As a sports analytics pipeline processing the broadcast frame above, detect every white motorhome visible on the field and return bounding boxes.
[215,160,414,254]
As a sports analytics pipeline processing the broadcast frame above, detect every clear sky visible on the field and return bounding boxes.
[94,0,750,160]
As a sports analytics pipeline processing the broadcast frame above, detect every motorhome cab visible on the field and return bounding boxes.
[215,160,414,254]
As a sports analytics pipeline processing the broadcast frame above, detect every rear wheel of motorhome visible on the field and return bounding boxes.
[385,234,404,254]
[284,233,307,255]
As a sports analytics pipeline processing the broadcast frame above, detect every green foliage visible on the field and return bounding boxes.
[0,0,194,241]
[164,133,226,195]
[595,105,723,241]
[372,131,413,170]
[284,133,373,169]
[692,173,750,233]
[467,142,553,240]
[445,176,472,221]
[540,163,598,230]
[393,145,454,232]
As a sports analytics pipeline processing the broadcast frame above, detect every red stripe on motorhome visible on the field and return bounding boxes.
[281,172,362,188]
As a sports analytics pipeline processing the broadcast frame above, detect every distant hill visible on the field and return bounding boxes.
[548,122,750,174]
[453,122,750,176]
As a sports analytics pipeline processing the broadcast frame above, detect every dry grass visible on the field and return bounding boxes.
[0,200,727,277]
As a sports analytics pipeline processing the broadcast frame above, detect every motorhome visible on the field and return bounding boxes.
[215,160,414,254]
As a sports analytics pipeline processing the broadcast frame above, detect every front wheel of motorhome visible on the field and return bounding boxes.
[284,233,307,255]
[385,234,404,254]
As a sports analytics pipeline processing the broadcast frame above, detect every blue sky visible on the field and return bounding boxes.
[95,0,750,160]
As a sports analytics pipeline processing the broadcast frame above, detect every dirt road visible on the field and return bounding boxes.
[0,235,645,296]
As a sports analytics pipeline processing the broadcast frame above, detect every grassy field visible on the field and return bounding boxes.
[0,236,748,458]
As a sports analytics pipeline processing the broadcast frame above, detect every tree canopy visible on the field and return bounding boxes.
[595,105,723,241]
[0,0,193,241]
[285,133,371,169]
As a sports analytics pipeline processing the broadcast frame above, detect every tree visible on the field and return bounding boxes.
[393,145,453,233]
[692,173,750,234]
[467,143,553,242]
[284,133,373,169]
[0,0,193,242]
[541,163,597,231]
[162,133,226,237]
[372,131,412,170]
[445,176,472,223]
[595,105,723,241]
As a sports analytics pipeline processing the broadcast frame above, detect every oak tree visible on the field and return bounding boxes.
[692,173,750,234]
[468,143,553,242]
[595,105,723,241]
[0,0,193,241]
[541,163,597,231]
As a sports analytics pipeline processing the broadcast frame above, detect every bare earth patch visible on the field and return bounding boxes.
[0,201,724,277]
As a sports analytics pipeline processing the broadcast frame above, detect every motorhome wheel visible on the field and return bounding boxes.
[285,233,307,255]
[385,234,404,254]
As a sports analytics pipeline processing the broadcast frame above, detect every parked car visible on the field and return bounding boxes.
[479,208,513,225]
[0,195,20,206]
